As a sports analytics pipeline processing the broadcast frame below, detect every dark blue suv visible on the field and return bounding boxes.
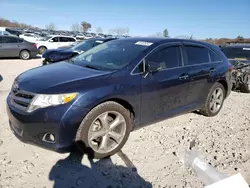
[7,38,232,159]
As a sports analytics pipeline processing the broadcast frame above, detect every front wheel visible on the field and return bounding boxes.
[200,82,225,117]
[240,74,250,93]
[76,101,132,159]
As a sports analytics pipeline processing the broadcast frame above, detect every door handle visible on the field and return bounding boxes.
[179,74,189,80]
[210,68,215,73]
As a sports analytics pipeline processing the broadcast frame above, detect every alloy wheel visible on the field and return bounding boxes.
[87,111,126,154]
[209,88,223,113]
[21,51,29,59]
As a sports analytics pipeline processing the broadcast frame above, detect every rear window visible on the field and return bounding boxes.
[2,37,18,43]
[185,45,210,65]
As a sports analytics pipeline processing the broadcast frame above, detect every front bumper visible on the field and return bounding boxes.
[6,94,89,153]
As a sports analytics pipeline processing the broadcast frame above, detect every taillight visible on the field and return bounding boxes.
[33,43,37,49]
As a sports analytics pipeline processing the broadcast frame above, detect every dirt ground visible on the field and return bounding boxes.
[0,58,249,188]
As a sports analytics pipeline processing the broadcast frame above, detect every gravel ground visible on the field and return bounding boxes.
[0,58,249,188]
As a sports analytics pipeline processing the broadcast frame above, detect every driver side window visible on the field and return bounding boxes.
[146,45,181,69]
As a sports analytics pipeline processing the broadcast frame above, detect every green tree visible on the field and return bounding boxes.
[236,35,244,41]
[163,29,169,37]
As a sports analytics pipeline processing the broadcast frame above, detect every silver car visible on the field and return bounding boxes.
[0,36,38,60]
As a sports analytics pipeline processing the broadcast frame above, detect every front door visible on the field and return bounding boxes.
[140,43,191,124]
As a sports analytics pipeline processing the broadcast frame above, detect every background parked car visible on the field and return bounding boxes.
[0,27,13,36]
[0,35,38,60]
[221,42,250,92]
[36,36,76,54]
[42,38,117,65]
[19,33,43,42]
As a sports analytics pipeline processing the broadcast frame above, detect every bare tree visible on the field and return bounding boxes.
[81,21,91,32]
[71,23,81,32]
[96,27,103,34]
[46,23,56,30]
[109,27,130,36]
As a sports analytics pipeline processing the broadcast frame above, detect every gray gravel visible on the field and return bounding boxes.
[0,59,249,188]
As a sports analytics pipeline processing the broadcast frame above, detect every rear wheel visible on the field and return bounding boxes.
[19,50,30,60]
[200,82,225,117]
[76,101,132,159]
[39,46,47,55]
[240,74,250,93]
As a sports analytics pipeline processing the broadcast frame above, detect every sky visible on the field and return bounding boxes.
[0,0,249,39]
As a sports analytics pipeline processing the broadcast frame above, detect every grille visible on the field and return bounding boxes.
[11,90,35,111]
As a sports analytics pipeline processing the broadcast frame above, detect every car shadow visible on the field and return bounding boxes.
[49,149,152,188]
[0,56,41,60]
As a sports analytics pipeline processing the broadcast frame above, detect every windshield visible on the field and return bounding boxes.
[71,40,95,51]
[70,39,149,70]
[222,47,250,59]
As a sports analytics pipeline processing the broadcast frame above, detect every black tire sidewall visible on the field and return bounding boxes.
[20,50,30,60]
[76,102,132,159]
[201,83,225,117]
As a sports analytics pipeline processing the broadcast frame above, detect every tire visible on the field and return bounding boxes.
[200,82,225,117]
[240,74,250,93]
[39,46,47,55]
[19,50,30,60]
[75,101,132,159]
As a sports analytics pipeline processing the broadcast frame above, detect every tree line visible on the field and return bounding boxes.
[0,18,249,45]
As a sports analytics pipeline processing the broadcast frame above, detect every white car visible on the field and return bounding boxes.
[19,33,43,42]
[36,36,76,54]
[84,34,93,40]
[0,27,13,36]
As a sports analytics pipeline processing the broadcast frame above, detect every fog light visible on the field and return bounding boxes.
[42,133,55,143]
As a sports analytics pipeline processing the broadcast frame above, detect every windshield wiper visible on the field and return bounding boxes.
[84,64,100,70]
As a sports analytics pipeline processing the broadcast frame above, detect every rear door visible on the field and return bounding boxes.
[182,42,216,107]
[1,36,20,57]
[140,42,191,124]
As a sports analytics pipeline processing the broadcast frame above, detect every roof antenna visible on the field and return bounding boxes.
[189,34,193,40]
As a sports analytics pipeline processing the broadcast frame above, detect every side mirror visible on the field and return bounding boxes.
[0,75,3,82]
[48,39,53,42]
[146,60,162,73]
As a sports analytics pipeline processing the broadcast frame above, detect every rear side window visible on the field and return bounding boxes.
[2,37,18,43]
[68,37,76,42]
[185,45,209,65]
[146,46,181,69]
[209,50,221,62]
[59,37,69,42]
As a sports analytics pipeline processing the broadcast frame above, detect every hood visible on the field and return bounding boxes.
[15,62,112,93]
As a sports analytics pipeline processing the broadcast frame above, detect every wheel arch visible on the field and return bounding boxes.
[217,79,228,96]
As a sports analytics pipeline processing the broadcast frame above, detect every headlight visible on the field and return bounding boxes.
[27,93,78,113]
